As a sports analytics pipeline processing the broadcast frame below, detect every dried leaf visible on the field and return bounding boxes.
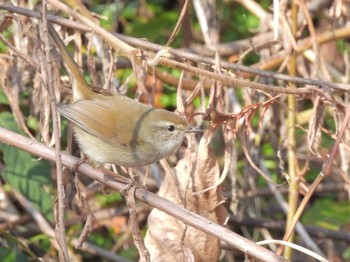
[132,54,151,104]
[1,59,35,140]
[307,96,325,154]
[145,126,227,261]
[126,186,150,262]
[76,213,96,248]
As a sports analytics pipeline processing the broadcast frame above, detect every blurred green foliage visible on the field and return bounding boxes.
[0,238,29,262]
[0,89,9,104]
[0,27,12,53]
[303,199,350,230]
[95,192,123,207]
[0,112,54,222]
[1,0,348,260]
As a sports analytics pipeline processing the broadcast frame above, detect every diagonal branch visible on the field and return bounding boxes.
[1,3,349,94]
[0,126,287,262]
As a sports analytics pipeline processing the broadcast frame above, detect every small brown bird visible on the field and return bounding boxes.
[48,24,200,167]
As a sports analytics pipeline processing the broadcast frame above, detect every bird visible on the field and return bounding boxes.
[48,24,200,167]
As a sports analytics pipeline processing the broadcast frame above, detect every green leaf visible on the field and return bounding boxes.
[302,198,350,230]
[125,10,179,44]
[95,192,123,207]
[92,4,118,30]
[0,229,41,262]
[0,89,9,105]
[0,112,54,221]
[343,247,350,260]
[159,92,177,108]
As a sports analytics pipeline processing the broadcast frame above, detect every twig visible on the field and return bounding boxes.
[42,2,69,261]
[10,187,128,262]
[73,173,97,249]
[9,188,77,259]
[166,0,189,46]
[284,1,299,259]
[0,228,42,261]
[70,239,133,262]
[259,162,325,257]
[125,187,150,262]
[47,0,135,57]
[0,32,37,68]
[257,240,327,262]
[236,182,347,199]
[47,0,314,95]
[1,4,349,92]
[229,216,350,243]
[277,96,350,255]
[0,126,287,262]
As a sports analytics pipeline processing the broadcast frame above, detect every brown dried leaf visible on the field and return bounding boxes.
[86,33,100,88]
[126,186,150,262]
[176,70,185,113]
[307,96,325,154]
[239,126,280,185]
[75,213,96,248]
[1,58,35,140]
[132,54,151,104]
[145,125,227,261]
[333,108,350,177]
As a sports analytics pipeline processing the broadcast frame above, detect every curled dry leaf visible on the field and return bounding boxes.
[144,126,228,262]
[333,107,350,176]
[76,213,96,248]
[307,96,325,154]
[0,55,35,140]
[132,53,151,104]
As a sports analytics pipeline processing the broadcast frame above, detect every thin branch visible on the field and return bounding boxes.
[284,1,299,259]
[10,187,129,262]
[229,216,350,243]
[0,126,287,262]
[1,4,349,92]
[42,2,69,261]
[9,188,76,259]
[125,187,150,262]
[0,228,41,261]
[277,98,350,255]
[47,0,135,57]
[49,0,311,95]
[0,32,37,68]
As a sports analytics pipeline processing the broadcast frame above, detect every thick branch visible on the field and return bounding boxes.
[0,127,287,262]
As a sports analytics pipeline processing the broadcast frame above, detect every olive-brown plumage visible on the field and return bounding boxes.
[49,24,199,167]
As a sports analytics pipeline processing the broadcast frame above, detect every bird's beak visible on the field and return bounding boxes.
[186,126,203,133]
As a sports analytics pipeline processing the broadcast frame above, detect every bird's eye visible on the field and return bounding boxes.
[167,125,175,132]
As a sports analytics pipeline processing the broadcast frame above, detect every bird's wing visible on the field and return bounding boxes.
[57,99,128,149]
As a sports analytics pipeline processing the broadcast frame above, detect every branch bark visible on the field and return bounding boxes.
[0,126,287,262]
